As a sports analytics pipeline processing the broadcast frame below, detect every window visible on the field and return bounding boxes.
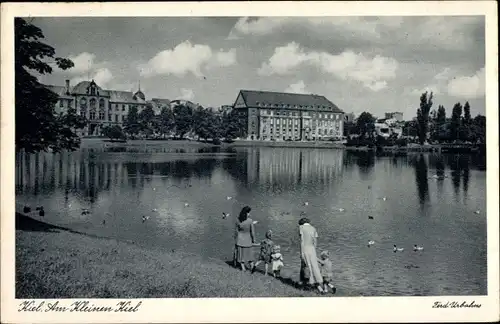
[99,111,105,120]
[108,114,112,121]
[122,105,125,111]
[59,101,63,108]
[68,101,73,109]
[115,115,118,122]
[99,99,105,109]
[90,111,96,120]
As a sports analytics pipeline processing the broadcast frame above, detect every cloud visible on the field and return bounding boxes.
[210,48,237,68]
[228,17,403,40]
[140,41,236,78]
[227,17,288,39]
[259,42,398,91]
[67,52,96,74]
[228,16,482,52]
[179,88,194,101]
[70,67,113,88]
[447,67,485,99]
[411,85,441,96]
[93,68,113,86]
[285,80,309,94]
[258,42,309,75]
[407,16,483,50]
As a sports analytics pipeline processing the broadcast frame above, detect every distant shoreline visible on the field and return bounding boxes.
[78,138,484,154]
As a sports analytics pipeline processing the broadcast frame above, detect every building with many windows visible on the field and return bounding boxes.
[385,112,403,122]
[232,90,344,141]
[46,79,171,137]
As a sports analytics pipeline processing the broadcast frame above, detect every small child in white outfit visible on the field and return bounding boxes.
[270,245,284,278]
[318,250,336,294]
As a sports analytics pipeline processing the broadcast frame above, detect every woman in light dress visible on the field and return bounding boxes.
[298,217,324,292]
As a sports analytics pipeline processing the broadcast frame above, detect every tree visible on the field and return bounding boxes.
[193,106,209,140]
[123,105,140,139]
[102,125,126,141]
[416,91,433,145]
[138,104,156,138]
[459,101,473,141]
[15,18,87,153]
[432,105,447,141]
[343,121,358,137]
[463,101,472,125]
[356,112,376,139]
[471,114,486,144]
[157,107,175,138]
[449,102,463,141]
[223,109,247,140]
[403,120,418,139]
[173,104,194,139]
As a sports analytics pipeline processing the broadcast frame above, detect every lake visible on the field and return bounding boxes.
[15,145,487,296]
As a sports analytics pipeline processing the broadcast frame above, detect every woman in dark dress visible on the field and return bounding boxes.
[233,206,256,271]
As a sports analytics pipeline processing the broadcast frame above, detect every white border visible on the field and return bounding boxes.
[1,2,499,323]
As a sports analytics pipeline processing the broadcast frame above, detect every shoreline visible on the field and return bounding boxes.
[79,138,484,154]
[15,212,338,298]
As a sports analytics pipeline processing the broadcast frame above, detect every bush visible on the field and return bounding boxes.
[212,138,221,145]
[346,137,376,147]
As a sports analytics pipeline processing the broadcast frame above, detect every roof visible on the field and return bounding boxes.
[108,90,136,103]
[71,81,110,96]
[133,90,146,101]
[43,81,170,104]
[237,90,343,113]
[46,85,72,99]
[150,98,171,105]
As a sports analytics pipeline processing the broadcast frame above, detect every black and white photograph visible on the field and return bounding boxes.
[1,2,498,323]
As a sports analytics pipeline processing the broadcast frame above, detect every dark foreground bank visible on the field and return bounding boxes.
[16,214,325,298]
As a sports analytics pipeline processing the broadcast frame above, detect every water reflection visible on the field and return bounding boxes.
[15,147,487,296]
[223,148,344,192]
[413,154,430,207]
[343,151,375,179]
[16,152,220,203]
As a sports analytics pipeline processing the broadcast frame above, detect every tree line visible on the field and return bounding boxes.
[102,105,247,143]
[343,92,486,147]
[14,18,487,153]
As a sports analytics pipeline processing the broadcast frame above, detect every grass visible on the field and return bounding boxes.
[16,214,322,298]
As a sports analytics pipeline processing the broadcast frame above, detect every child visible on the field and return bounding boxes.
[252,230,274,275]
[318,250,336,294]
[270,245,284,278]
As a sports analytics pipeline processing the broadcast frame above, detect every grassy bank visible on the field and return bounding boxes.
[16,214,321,298]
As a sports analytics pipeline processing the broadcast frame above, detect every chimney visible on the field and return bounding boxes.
[65,80,70,95]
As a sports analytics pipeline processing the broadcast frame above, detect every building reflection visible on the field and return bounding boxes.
[15,151,219,202]
[224,147,344,191]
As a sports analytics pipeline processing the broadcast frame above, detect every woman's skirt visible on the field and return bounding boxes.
[234,245,255,264]
[301,247,323,285]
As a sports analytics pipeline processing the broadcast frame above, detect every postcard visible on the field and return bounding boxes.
[1,1,498,323]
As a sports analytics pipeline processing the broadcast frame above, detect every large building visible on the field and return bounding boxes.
[46,79,171,137]
[232,90,344,141]
[385,112,403,122]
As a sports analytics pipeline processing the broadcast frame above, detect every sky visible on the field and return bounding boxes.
[33,16,486,119]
